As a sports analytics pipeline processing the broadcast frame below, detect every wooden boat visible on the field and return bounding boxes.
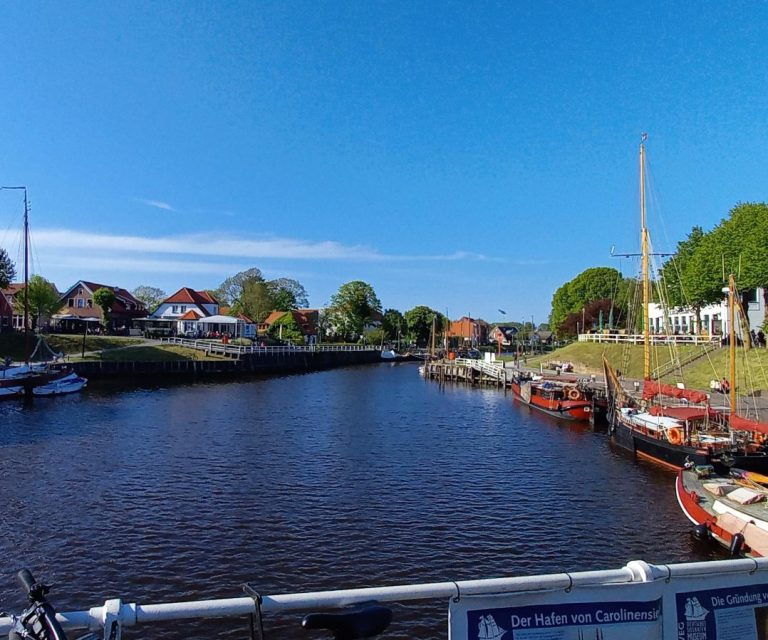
[604,137,768,472]
[511,375,592,421]
[676,465,768,557]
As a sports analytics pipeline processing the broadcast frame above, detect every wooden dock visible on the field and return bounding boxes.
[421,357,511,387]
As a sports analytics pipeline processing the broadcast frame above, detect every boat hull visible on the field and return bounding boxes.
[611,419,711,469]
[676,469,768,558]
[511,381,591,421]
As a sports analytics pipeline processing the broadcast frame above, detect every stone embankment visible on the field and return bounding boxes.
[70,345,383,380]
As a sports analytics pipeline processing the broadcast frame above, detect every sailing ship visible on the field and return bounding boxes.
[511,374,592,421]
[0,188,87,398]
[603,138,768,471]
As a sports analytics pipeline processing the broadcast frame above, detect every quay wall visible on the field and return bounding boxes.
[69,350,382,379]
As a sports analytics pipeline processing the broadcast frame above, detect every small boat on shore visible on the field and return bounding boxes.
[676,465,768,557]
[511,374,592,421]
[32,371,88,396]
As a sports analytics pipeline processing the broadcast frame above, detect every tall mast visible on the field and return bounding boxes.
[640,134,650,380]
[728,274,737,414]
[23,190,29,364]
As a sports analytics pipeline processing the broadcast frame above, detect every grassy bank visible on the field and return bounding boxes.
[0,333,222,362]
[520,342,768,392]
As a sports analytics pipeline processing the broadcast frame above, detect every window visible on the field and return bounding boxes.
[172,306,178,313]
[77,299,84,308]
[68,298,74,307]
[180,305,187,313]
[87,300,93,308]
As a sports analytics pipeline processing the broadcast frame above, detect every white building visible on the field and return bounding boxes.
[648,287,766,336]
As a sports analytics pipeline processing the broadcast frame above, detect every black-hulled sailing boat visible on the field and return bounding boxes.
[602,138,768,471]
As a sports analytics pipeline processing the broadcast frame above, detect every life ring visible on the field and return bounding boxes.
[667,427,683,445]
[566,387,580,401]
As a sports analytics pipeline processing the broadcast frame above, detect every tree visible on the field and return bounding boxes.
[269,278,309,310]
[559,298,626,337]
[0,248,16,289]
[329,281,382,340]
[233,279,275,323]
[267,312,304,343]
[131,285,166,312]
[659,226,709,330]
[381,308,405,342]
[14,275,60,330]
[711,203,768,314]
[550,267,630,334]
[214,267,264,306]
[93,287,116,329]
[403,306,444,347]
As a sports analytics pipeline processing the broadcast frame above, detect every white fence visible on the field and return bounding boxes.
[2,558,767,638]
[578,333,720,346]
[161,337,381,357]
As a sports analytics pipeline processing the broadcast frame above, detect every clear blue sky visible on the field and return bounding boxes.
[1,1,767,325]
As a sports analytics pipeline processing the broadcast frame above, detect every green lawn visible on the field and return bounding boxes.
[0,333,226,362]
[519,342,768,392]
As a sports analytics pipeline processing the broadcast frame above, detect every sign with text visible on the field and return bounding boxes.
[449,583,663,640]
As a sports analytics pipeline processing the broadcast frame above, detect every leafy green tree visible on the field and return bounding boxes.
[93,287,116,329]
[0,248,16,289]
[404,306,445,347]
[233,279,275,323]
[131,285,166,312]
[329,280,382,340]
[382,308,405,341]
[659,226,710,329]
[269,278,309,310]
[550,267,629,334]
[14,275,60,330]
[714,202,768,312]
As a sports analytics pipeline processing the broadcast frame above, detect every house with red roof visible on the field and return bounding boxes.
[52,280,145,333]
[1,283,26,331]
[148,287,220,336]
[258,309,320,343]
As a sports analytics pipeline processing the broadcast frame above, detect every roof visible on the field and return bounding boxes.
[163,287,218,306]
[262,311,290,325]
[58,280,145,315]
[198,314,241,325]
[178,309,203,320]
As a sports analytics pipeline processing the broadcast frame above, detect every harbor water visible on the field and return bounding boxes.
[0,363,717,639]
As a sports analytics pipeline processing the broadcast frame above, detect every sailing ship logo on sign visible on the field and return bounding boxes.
[477,615,506,640]
[683,597,709,621]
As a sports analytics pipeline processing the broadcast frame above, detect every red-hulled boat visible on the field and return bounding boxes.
[676,466,768,557]
[511,376,592,421]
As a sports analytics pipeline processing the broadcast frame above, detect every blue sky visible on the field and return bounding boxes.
[1,1,767,324]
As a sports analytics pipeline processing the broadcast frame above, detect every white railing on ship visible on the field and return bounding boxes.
[578,333,720,345]
[1,558,766,635]
[161,338,381,356]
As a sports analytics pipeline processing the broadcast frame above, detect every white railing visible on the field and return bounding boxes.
[455,358,507,380]
[161,338,381,356]
[1,558,766,636]
[578,333,720,345]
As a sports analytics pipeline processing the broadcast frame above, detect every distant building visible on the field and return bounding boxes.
[447,316,488,348]
[259,309,320,343]
[147,287,220,336]
[52,280,145,333]
[490,325,518,346]
[648,287,767,336]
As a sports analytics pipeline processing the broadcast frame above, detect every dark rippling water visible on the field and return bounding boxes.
[0,363,722,639]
